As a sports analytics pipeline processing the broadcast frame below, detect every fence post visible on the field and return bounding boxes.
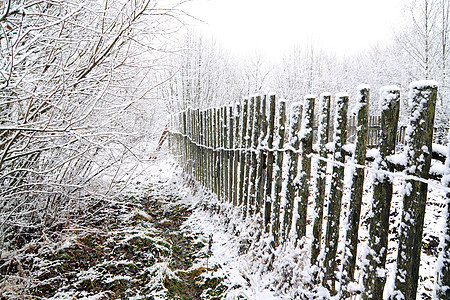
[361,86,400,299]
[182,111,188,173]
[323,93,348,295]
[283,102,302,242]
[200,110,206,186]
[196,108,201,182]
[256,95,268,214]
[392,81,437,300]
[340,85,370,296]
[238,99,249,207]
[186,108,194,176]
[213,108,220,197]
[208,108,213,191]
[222,106,229,202]
[311,93,331,266]
[434,129,450,299]
[272,100,287,246]
[233,103,241,206]
[296,95,315,244]
[243,97,255,217]
[249,96,262,215]
[264,95,277,231]
[228,106,234,203]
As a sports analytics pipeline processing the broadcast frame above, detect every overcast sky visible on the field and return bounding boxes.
[184,0,405,61]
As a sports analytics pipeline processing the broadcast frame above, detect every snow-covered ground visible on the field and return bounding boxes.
[2,146,444,299]
[151,149,447,299]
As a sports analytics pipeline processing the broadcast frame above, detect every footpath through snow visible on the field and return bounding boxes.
[0,155,277,299]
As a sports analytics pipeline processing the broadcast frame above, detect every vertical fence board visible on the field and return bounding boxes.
[249,96,262,215]
[393,81,437,300]
[323,93,348,295]
[341,85,370,297]
[283,102,302,242]
[256,95,268,214]
[272,100,287,246]
[228,106,234,203]
[264,95,277,231]
[233,104,241,206]
[209,108,214,191]
[223,106,229,202]
[362,86,400,299]
[243,97,255,217]
[311,93,331,266]
[434,129,450,299]
[239,99,249,207]
[213,108,220,197]
[296,95,315,244]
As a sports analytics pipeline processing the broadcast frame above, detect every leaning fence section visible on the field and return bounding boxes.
[168,81,449,299]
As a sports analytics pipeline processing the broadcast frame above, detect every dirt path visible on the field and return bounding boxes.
[1,181,226,299]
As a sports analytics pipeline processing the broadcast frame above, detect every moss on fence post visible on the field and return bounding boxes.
[361,86,399,300]
[392,81,437,300]
[323,93,348,295]
[341,85,370,297]
[296,95,315,245]
[311,93,331,266]
[264,95,277,231]
[272,100,286,247]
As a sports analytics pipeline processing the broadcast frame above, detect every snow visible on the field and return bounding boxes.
[409,80,439,89]
[357,84,371,91]
[336,92,350,98]
[379,85,400,111]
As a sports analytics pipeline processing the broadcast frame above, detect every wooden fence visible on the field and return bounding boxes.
[168,82,450,299]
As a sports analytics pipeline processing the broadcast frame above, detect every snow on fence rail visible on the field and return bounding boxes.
[168,82,450,299]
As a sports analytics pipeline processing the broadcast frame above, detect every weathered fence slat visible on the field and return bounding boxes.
[238,99,249,208]
[323,93,348,295]
[434,128,449,299]
[283,102,302,242]
[272,100,287,246]
[228,106,234,203]
[243,97,255,217]
[208,108,213,190]
[341,85,370,297]
[214,108,220,197]
[392,81,438,300]
[296,95,315,244]
[249,96,262,215]
[264,95,276,231]
[233,104,241,206]
[256,95,268,214]
[311,93,331,266]
[222,106,229,202]
[362,86,400,300]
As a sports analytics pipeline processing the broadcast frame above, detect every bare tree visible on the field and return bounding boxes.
[157,32,244,113]
[0,0,188,254]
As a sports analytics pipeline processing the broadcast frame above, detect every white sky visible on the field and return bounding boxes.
[183,0,404,61]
